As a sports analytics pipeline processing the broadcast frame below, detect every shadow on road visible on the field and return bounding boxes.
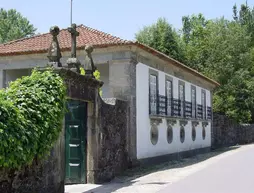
[121,146,240,180]
[78,146,240,193]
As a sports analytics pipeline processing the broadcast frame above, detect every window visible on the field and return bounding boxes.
[149,74,158,115]
[191,86,196,118]
[201,90,206,119]
[166,79,173,116]
[179,82,185,117]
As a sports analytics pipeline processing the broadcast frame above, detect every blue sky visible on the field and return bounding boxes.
[1,0,253,40]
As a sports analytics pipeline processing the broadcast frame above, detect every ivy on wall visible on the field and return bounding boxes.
[0,68,66,169]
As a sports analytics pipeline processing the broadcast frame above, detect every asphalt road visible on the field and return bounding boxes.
[158,145,254,193]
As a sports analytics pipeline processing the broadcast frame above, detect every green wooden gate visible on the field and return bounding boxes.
[65,99,87,184]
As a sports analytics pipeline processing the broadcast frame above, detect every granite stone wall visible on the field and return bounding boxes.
[212,113,254,148]
[0,128,65,193]
[97,98,128,183]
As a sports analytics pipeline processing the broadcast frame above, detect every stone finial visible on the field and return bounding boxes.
[68,23,79,58]
[83,44,96,77]
[47,26,62,67]
[66,23,81,73]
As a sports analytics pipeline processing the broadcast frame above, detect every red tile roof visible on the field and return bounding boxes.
[0,24,219,86]
[0,24,132,56]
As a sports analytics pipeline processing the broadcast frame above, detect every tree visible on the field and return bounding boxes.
[135,17,184,62]
[181,14,210,70]
[0,8,36,43]
[233,3,254,46]
[181,14,254,123]
[134,4,254,123]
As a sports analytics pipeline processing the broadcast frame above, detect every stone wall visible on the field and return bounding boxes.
[97,98,128,183]
[212,113,254,148]
[58,69,129,184]
[0,127,65,193]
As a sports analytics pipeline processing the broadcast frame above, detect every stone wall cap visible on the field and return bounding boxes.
[53,67,104,88]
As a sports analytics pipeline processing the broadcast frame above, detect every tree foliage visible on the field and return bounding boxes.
[0,8,36,43]
[180,14,254,123]
[0,69,66,168]
[135,17,184,62]
[135,4,254,123]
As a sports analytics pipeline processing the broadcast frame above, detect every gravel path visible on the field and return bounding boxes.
[65,145,250,193]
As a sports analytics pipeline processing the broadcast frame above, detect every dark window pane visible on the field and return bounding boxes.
[191,87,196,118]
[166,80,172,116]
[149,74,157,115]
[201,91,206,119]
[179,84,185,117]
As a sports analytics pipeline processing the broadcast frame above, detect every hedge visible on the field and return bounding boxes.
[0,69,66,169]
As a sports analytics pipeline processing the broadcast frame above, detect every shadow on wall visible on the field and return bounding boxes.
[212,113,254,149]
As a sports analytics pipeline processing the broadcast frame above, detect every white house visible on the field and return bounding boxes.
[0,24,219,166]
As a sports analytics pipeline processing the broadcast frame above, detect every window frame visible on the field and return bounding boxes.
[201,89,206,120]
[178,80,185,117]
[149,69,159,115]
[191,85,197,119]
[165,76,173,116]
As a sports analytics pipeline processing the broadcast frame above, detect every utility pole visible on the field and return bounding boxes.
[70,0,73,25]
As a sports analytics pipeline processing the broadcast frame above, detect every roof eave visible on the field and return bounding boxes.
[0,42,219,88]
[133,42,220,88]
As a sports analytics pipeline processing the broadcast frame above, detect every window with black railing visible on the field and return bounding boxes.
[191,86,196,118]
[150,96,212,121]
[158,95,167,116]
[179,83,185,117]
[149,74,158,115]
[201,90,206,119]
[166,80,173,116]
[184,101,192,118]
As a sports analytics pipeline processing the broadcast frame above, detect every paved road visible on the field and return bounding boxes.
[158,145,254,193]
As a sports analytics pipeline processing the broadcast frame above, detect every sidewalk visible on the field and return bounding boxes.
[65,145,248,193]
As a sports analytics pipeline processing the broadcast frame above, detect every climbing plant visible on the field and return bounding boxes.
[80,67,102,96]
[0,68,66,169]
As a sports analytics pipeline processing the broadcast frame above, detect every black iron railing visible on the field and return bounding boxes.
[149,95,212,120]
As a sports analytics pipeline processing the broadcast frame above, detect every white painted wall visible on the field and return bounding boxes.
[0,59,111,98]
[136,62,212,160]
[96,63,110,98]
[4,69,31,88]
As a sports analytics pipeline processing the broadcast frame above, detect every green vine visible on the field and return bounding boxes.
[80,67,102,96]
[0,68,66,169]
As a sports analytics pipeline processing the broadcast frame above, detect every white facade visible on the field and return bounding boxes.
[0,58,111,99]
[136,62,212,160]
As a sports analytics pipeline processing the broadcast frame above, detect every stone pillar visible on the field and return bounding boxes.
[108,56,138,166]
[86,100,100,183]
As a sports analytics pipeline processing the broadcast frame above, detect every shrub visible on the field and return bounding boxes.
[0,68,66,168]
